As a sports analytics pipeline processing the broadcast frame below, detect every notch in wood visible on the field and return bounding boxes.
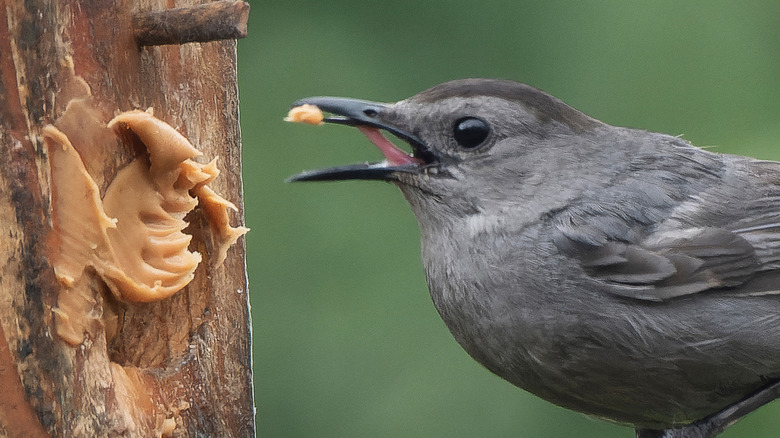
[134,1,250,46]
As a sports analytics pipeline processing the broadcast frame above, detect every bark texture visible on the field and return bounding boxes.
[0,1,253,436]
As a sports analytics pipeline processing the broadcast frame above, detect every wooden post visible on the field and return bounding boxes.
[0,1,253,436]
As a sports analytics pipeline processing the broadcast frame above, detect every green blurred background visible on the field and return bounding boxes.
[236,2,780,436]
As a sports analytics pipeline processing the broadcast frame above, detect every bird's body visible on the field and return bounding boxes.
[288,79,780,435]
[410,123,780,428]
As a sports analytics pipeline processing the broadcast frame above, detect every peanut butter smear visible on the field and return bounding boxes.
[45,109,248,305]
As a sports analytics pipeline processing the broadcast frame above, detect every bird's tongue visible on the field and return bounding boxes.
[357,126,423,166]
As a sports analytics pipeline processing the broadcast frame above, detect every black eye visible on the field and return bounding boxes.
[453,117,490,149]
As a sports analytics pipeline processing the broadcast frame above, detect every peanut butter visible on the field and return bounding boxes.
[284,104,324,125]
[45,110,248,307]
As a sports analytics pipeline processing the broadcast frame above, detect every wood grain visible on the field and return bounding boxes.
[0,0,253,436]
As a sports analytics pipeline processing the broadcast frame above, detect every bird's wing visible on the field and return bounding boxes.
[552,204,780,301]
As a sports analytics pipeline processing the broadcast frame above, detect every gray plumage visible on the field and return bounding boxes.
[289,78,780,434]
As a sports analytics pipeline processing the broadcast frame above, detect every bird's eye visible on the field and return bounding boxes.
[453,117,490,149]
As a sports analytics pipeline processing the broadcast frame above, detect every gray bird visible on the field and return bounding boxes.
[287,78,780,438]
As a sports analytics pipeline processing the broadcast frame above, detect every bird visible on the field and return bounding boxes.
[286,78,780,437]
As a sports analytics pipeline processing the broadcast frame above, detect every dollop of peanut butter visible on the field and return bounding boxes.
[45,109,248,306]
[284,104,324,125]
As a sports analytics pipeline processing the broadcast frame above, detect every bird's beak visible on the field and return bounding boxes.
[286,97,435,182]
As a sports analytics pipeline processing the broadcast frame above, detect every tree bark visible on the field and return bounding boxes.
[0,1,253,437]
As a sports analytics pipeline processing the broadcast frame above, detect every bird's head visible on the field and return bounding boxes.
[288,79,606,224]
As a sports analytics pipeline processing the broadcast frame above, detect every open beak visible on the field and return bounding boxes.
[286,97,435,182]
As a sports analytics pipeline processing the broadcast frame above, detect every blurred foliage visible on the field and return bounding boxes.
[237,1,780,436]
